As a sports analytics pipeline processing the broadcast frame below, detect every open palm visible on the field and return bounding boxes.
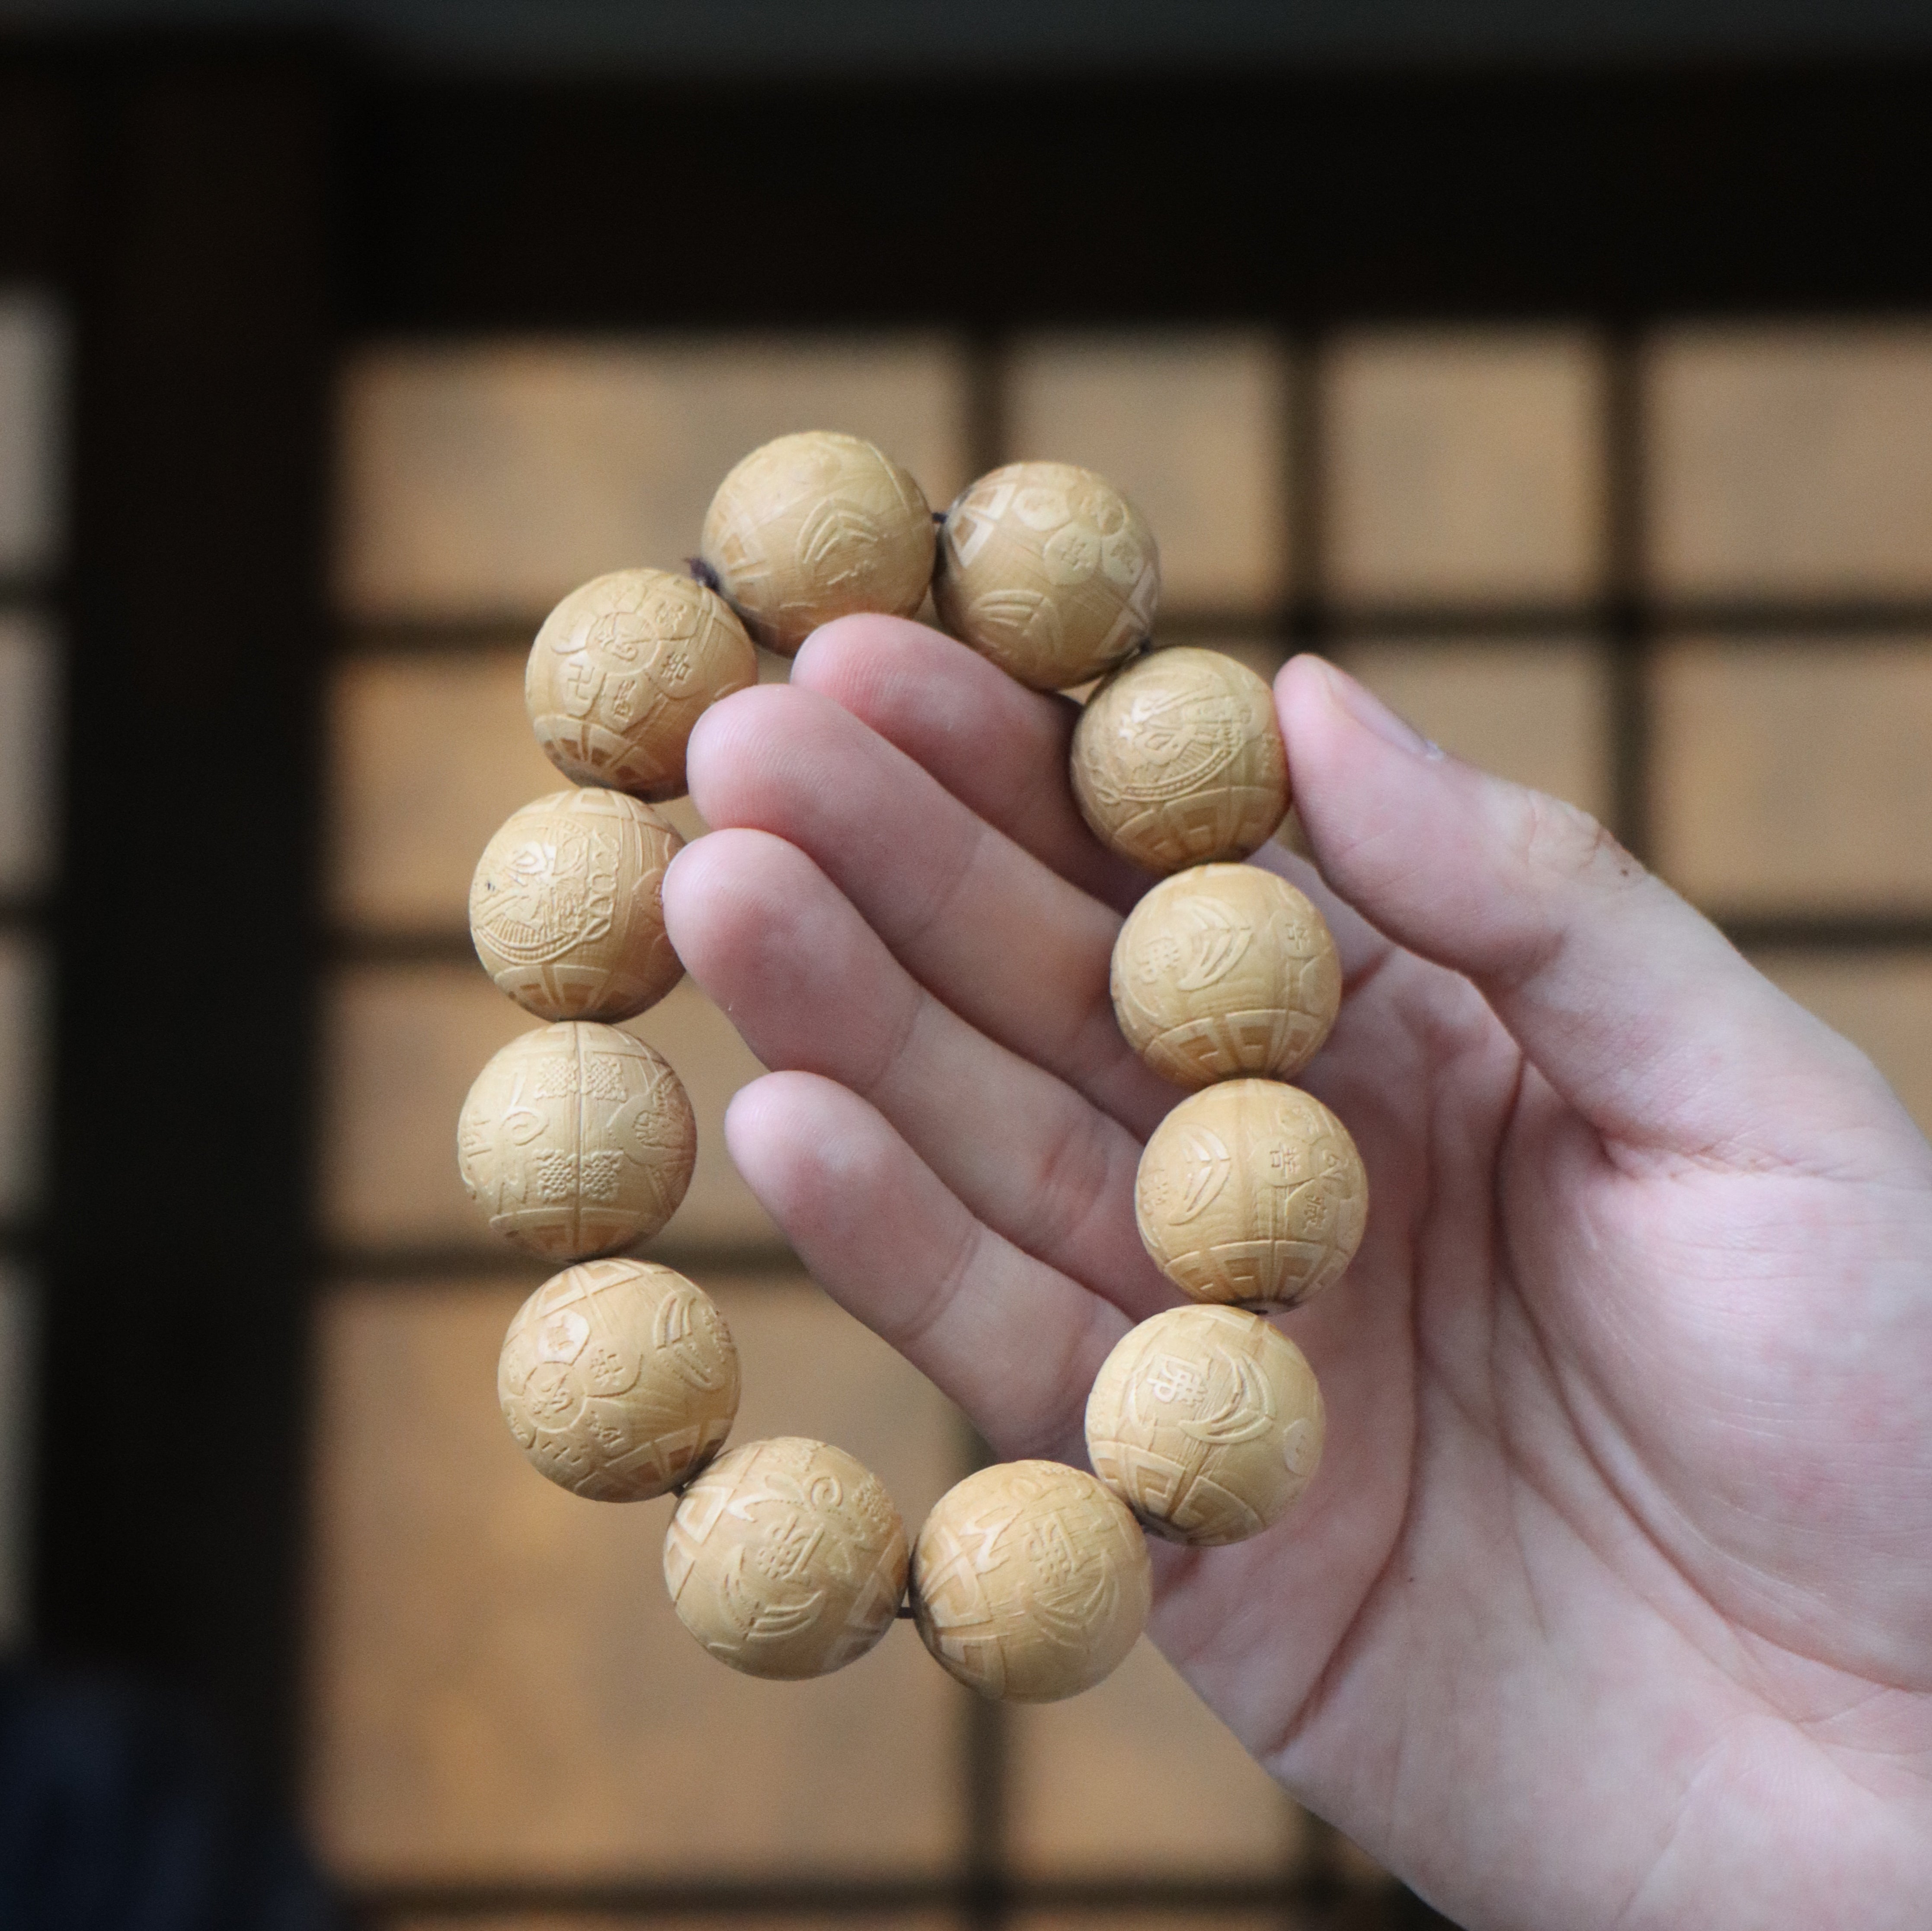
[660,618,1932,1931]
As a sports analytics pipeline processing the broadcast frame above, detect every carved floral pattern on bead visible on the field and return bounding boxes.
[909,1461,1152,1702]
[457,1022,696,1261]
[525,567,756,801]
[1071,647,1289,874]
[1135,1079,1366,1308]
[1111,864,1340,1088]
[469,788,684,1023]
[1084,1305,1325,1546]
[497,1259,738,1501]
[700,431,935,655]
[933,461,1160,690]
[662,1436,908,1680]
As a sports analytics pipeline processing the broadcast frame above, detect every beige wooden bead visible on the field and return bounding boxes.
[1111,864,1340,1088]
[498,1260,738,1502]
[700,431,935,655]
[457,1022,696,1261]
[663,1436,908,1679]
[1084,1305,1324,1546]
[1071,647,1289,873]
[469,789,684,1023]
[909,1461,1151,1702]
[932,461,1160,691]
[1136,1078,1366,1308]
[525,567,756,801]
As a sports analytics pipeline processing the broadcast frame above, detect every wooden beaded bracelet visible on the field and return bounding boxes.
[461,430,1367,1703]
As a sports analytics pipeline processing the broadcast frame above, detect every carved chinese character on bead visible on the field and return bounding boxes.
[933,461,1160,691]
[1085,1305,1325,1546]
[663,1436,908,1679]
[1111,863,1340,1088]
[525,567,757,802]
[457,1022,696,1261]
[469,788,684,1023]
[1135,1077,1366,1308]
[498,1260,739,1501]
[1072,646,1290,873]
[909,1460,1152,1702]
[700,431,935,655]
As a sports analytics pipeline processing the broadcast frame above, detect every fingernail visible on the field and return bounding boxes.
[1316,659,1441,758]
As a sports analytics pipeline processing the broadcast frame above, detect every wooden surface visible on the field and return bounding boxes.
[1135,1080,1366,1308]
[1072,648,1288,873]
[1111,864,1339,1089]
[1652,636,1932,914]
[498,1260,739,1502]
[457,1023,697,1260]
[470,788,684,1023]
[911,1461,1152,1703]
[701,430,934,654]
[665,1436,909,1680]
[1647,324,1932,596]
[525,568,756,802]
[1085,1306,1324,1547]
[1324,330,1605,605]
[934,460,1159,690]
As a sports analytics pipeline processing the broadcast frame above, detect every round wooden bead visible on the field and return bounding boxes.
[1135,1078,1366,1308]
[663,1436,908,1679]
[1111,864,1340,1088]
[457,1022,697,1262]
[1084,1305,1325,1546]
[909,1461,1151,1702]
[932,461,1160,691]
[1071,647,1289,873]
[469,789,684,1023]
[525,567,756,801]
[498,1260,739,1502]
[700,431,935,655]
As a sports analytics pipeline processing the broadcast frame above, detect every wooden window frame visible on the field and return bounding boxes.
[5,37,1932,1929]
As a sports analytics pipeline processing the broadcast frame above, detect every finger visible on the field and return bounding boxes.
[724,1070,1129,1463]
[1279,653,1901,1161]
[797,614,1395,985]
[662,827,1178,1318]
[792,613,1150,910]
[682,680,1177,1135]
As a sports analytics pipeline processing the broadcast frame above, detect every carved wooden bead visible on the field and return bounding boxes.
[909,1461,1151,1702]
[457,1022,696,1261]
[498,1260,738,1502]
[1071,647,1289,873]
[525,567,756,801]
[663,1437,908,1680]
[700,431,935,655]
[1111,864,1340,1088]
[932,461,1160,691]
[1136,1078,1366,1308]
[469,789,684,1023]
[1084,1306,1325,1546]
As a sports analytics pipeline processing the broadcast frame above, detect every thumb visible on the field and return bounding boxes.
[1279,653,1902,1164]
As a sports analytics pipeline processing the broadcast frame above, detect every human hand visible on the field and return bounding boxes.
[659,617,1932,1931]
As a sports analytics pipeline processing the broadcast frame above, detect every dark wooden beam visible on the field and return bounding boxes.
[345,62,1932,333]
[39,44,338,1800]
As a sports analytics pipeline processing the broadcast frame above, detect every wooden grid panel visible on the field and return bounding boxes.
[318,315,1932,1927]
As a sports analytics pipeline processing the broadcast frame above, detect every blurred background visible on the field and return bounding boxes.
[3,5,1932,1928]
